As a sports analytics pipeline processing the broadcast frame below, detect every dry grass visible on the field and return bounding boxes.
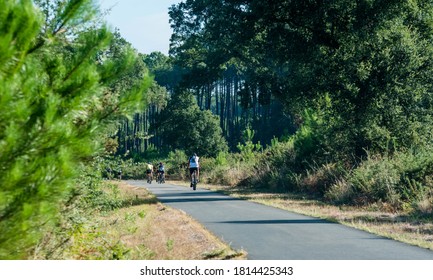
[72,181,245,260]
[199,183,433,251]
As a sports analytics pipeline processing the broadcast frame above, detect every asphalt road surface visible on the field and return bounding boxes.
[127,180,433,260]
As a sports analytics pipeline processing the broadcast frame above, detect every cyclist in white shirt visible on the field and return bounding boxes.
[157,162,165,182]
[188,153,200,187]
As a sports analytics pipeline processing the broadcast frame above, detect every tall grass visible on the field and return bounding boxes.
[326,147,433,212]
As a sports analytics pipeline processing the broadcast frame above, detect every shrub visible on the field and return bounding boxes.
[324,179,354,204]
[166,150,188,180]
[300,163,345,195]
[291,109,327,166]
[237,128,262,163]
[34,164,124,259]
[331,147,433,210]
[242,138,298,191]
[414,191,433,216]
[97,156,154,180]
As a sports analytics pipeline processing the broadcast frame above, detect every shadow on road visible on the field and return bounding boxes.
[151,189,239,203]
[155,191,235,198]
[218,219,333,224]
[158,196,236,203]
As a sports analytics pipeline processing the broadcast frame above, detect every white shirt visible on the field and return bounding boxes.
[189,156,199,168]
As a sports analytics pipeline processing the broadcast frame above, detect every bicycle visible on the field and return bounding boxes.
[157,172,165,184]
[191,169,198,191]
[147,172,153,184]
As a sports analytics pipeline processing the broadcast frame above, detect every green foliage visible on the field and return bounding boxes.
[84,182,124,212]
[62,168,139,260]
[237,128,262,162]
[143,51,182,91]
[0,0,150,259]
[114,52,168,158]
[215,151,229,166]
[33,164,129,259]
[290,109,328,163]
[166,238,174,252]
[101,30,152,115]
[240,139,298,191]
[166,149,188,180]
[155,92,228,157]
[97,156,151,180]
[72,164,133,213]
[360,148,432,204]
[324,147,433,210]
[169,0,433,164]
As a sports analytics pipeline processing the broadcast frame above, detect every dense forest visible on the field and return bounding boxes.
[1,0,433,259]
[117,51,296,156]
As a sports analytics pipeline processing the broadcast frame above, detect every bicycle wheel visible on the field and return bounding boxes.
[192,171,197,191]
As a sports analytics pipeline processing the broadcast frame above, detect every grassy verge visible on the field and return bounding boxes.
[173,181,433,251]
[60,181,246,260]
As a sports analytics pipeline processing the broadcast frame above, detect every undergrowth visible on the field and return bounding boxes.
[33,164,157,259]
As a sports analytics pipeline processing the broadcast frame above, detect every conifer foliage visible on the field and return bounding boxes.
[0,0,150,259]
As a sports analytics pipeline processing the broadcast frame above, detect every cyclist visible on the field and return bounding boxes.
[157,162,165,183]
[146,162,153,183]
[188,153,200,188]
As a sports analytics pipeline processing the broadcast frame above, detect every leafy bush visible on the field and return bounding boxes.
[97,156,160,180]
[292,109,324,161]
[155,92,228,157]
[242,138,298,191]
[325,147,433,210]
[166,149,188,180]
[215,151,229,166]
[299,163,346,195]
[199,153,252,186]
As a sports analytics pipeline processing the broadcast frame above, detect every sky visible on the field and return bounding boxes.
[98,0,183,55]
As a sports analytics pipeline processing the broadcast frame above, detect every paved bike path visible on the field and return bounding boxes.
[127,180,433,260]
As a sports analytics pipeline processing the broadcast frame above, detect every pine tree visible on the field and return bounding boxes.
[0,0,150,259]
